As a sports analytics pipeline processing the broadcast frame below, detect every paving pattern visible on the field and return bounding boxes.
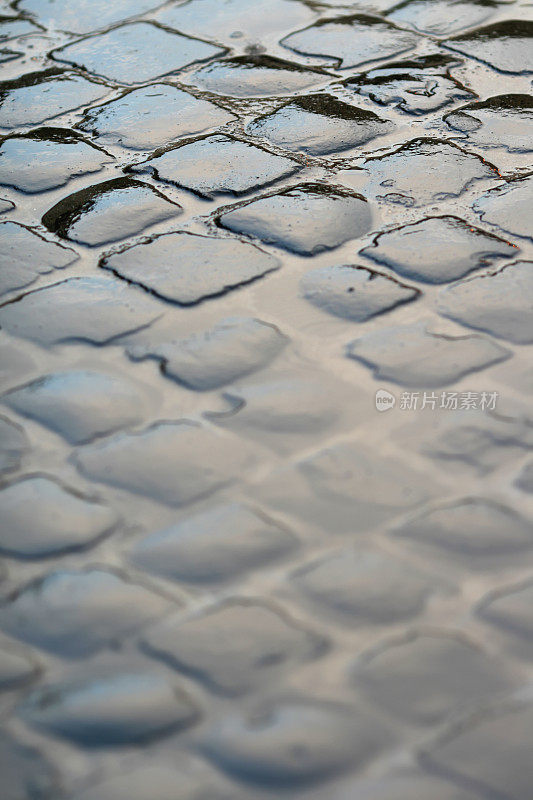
[0,0,532,798]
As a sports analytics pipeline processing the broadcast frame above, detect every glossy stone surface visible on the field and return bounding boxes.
[474,174,533,241]
[102,231,280,304]
[0,221,78,296]
[20,0,165,35]
[445,20,533,74]
[218,183,373,255]
[79,85,235,151]
[445,94,533,153]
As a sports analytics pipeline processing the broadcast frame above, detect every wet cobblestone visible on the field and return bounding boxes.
[0,0,532,798]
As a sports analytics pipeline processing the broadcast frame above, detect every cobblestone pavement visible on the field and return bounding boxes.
[0,1,532,798]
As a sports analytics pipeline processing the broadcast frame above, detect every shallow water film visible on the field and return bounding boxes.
[0,0,532,798]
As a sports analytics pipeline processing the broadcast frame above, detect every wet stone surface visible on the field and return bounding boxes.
[1,2,532,798]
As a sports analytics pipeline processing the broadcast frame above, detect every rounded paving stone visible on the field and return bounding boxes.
[0,475,119,559]
[477,579,533,642]
[0,731,60,800]
[0,645,39,691]
[445,20,533,74]
[0,415,29,475]
[142,599,326,695]
[474,174,533,241]
[19,671,200,747]
[0,568,171,658]
[130,502,298,584]
[300,264,419,320]
[19,0,167,35]
[445,94,533,153]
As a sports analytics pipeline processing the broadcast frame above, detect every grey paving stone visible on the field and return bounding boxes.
[0,275,163,345]
[0,475,119,558]
[0,415,29,475]
[344,54,473,116]
[182,54,333,98]
[421,696,533,800]
[445,19,533,74]
[359,138,498,206]
[154,0,315,47]
[79,85,235,151]
[247,94,393,156]
[474,173,533,241]
[0,568,171,658]
[19,0,165,34]
[127,317,288,390]
[281,14,419,69]
[52,22,225,85]
[0,18,39,39]
[477,579,533,641]
[0,68,111,131]
[0,731,60,800]
[387,0,497,36]
[218,183,373,255]
[437,261,533,344]
[42,177,182,247]
[445,94,533,153]
[292,548,436,625]
[393,497,533,566]
[130,502,297,585]
[360,216,517,284]
[202,696,394,787]
[334,768,492,800]
[354,631,515,726]
[347,323,510,387]
[19,671,200,746]
[0,129,113,193]
[131,134,300,198]
[143,599,326,695]
[300,264,419,320]
[0,197,14,213]
[0,645,39,691]
[515,460,533,494]
[0,220,78,296]
[2,370,148,444]
[73,420,257,507]
[102,232,280,305]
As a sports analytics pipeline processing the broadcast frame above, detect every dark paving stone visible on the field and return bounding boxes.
[0,568,171,658]
[73,420,256,507]
[247,93,393,157]
[445,20,533,74]
[0,68,111,131]
[387,0,498,36]
[0,475,119,559]
[257,441,439,533]
[20,671,200,747]
[103,231,279,305]
[52,22,225,85]
[0,220,78,296]
[143,599,326,695]
[281,14,419,70]
[20,0,165,34]
[0,128,113,193]
[42,177,182,247]
[130,502,298,584]
[300,264,419,321]
[127,316,288,390]
[79,85,235,151]
[474,173,533,241]
[0,645,39,691]
[445,94,533,153]
[437,261,533,344]
[0,415,29,475]
[477,579,533,642]
[355,631,515,726]
[360,138,498,206]
[202,696,394,787]
[2,369,148,444]
[131,134,300,198]
[393,497,533,566]
[421,698,533,800]
[360,215,517,284]
[516,461,533,494]
[218,183,373,255]
[182,54,333,99]
[0,731,60,800]
[292,548,436,625]
[0,275,163,345]
[347,323,510,387]
[344,54,473,116]
[154,0,314,47]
